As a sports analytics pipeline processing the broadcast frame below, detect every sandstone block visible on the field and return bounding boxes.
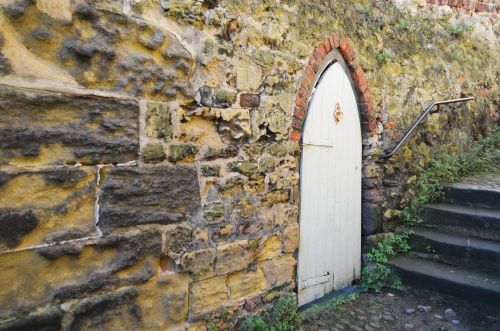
[0,228,161,322]
[142,143,166,163]
[190,275,228,318]
[215,240,259,275]
[181,248,216,275]
[0,86,139,166]
[259,235,282,261]
[203,201,225,224]
[228,160,258,176]
[151,272,190,326]
[217,108,251,140]
[362,203,382,236]
[228,269,266,301]
[0,167,96,250]
[202,145,239,160]
[214,89,237,108]
[201,165,221,177]
[261,254,296,289]
[168,143,197,162]
[267,143,287,157]
[235,61,262,91]
[146,101,173,141]
[36,0,72,22]
[162,224,192,259]
[99,166,200,232]
[283,223,299,253]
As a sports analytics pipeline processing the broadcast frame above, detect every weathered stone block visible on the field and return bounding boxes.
[99,166,200,232]
[216,108,251,140]
[283,223,299,253]
[214,89,237,108]
[202,145,238,160]
[142,272,190,328]
[200,165,221,177]
[261,254,296,289]
[61,287,141,330]
[168,143,197,162]
[362,202,383,236]
[0,228,160,322]
[180,248,216,275]
[190,275,228,318]
[215,239,259,275]
[235,60,262,91]
[142,143,166,163]
[146,101,173,141]
[0,167,96,250]
[228,269,266,301]
[203,201,225,224]
[163,224,192,260]
[259,235,282,261]
[0,86,139,165]
[267,143,287,157]
[228,160,258,176]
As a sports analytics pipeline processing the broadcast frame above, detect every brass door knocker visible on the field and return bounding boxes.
[335,102,343,122]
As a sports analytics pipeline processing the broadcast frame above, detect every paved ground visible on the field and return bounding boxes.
[301,286,500,331]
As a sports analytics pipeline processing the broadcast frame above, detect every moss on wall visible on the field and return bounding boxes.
[0,0,497,329]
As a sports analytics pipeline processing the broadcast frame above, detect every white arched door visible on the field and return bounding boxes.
[297,61,362,306]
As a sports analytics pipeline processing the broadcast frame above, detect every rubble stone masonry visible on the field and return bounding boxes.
[0,0,497,329]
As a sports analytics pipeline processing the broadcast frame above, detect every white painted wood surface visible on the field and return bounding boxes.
[298,62,362,307]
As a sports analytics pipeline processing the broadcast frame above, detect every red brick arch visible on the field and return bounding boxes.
[290,33,376,143]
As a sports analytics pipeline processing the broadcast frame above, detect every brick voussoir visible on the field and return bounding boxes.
[290,32,376,143]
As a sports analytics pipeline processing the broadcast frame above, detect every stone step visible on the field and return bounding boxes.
[388,256,500,303]
[424,203,500,241]
[442,178,500,210]
[409,228,500,274]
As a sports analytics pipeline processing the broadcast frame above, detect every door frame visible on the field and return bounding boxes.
[297,51,361,305]
[290,35,384,304]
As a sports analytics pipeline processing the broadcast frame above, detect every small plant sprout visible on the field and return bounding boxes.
[376,50,393,63]
[450,22,474,37]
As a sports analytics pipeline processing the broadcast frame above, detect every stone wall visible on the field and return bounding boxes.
[0,0,498,329]
[425,0,499,13]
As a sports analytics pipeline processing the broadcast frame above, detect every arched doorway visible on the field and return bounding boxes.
[297,53,362,306]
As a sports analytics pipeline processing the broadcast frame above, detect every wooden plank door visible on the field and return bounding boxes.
[298,62,361,307]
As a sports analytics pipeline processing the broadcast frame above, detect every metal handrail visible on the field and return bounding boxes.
[380,97,474,159]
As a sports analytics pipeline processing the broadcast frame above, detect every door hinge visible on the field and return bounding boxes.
[299,272,333,290]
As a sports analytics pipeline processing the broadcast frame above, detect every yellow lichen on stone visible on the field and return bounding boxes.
[228,268,266,301]
[283,222,299,253]
[259,235,282,261]
[0,167,96,250]
[36,0,72,23]
[190,275,228,318]
[139,271,190,329]
[0,12,76,84]
[261,254,296,290]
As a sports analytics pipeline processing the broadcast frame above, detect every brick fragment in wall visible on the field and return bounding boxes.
[0,167,97,251]
[0,86,139,166]
[98,166,200,232]
[239,93,260,108]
